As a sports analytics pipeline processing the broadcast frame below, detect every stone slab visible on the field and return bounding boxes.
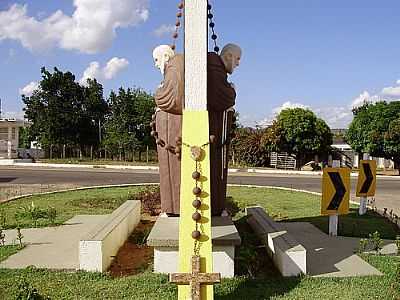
[79,200,141,272]
[147,216,241,278]
[280,222,386,277]
[246,206,306,276]
[0,215,108,269]
[147,216,241,247]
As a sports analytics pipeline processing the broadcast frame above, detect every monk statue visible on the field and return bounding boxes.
[152,43,241,216]
[152,45,184,216]
[208,44,242,216]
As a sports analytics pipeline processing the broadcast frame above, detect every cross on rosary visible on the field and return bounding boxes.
[170,255,221,300]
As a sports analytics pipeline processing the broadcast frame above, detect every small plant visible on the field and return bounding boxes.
[395,235,400,256]
[16,278,48,300]
[46,207,57,226]
[358,238,369,254]
[15,202,48,227]
[0,209,6,228]
[129,227,151,246]
[368,231,384,254]
[0,227,5,246]
[16,227,24,249]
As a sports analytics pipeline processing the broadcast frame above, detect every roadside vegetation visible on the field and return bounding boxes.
[0,186,399,299]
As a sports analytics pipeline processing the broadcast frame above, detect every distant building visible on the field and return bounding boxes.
[330,128,394,169]
[0,118,25,159]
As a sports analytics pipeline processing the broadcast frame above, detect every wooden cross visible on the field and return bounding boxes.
[170,256,221,300]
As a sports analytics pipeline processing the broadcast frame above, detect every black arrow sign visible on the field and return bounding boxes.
[327,172,346,210]
[360,163,374,194]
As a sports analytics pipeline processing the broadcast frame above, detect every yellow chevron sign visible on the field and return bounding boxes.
[321,168,350,216]
[356,160,377,197]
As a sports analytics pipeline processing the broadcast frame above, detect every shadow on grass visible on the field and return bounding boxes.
[214,216,301,300]
[286,208,400,240]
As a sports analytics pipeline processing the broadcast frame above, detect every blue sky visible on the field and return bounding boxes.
[1,0,399,128]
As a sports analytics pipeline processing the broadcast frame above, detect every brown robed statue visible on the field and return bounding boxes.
[152,44,242,216]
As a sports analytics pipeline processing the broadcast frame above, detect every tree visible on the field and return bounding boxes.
[103,88,155,160]
[272,108,333,167]
[23,67,108,157]
[231,127,270,167]
[346,101,400,171]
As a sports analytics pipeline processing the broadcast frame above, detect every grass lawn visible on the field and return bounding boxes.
[0,186,158,229]
[0,245,21,263]
[0,186,399,299]
[0,254,398,299]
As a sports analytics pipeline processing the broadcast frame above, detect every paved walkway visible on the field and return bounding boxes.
[1,215,107,269]
[1,217,396,277]
[281,222,395,277]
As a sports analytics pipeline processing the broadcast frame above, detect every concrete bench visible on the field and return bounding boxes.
[246,206,306,276]
[79,200,141,272]
[147,217,241,278]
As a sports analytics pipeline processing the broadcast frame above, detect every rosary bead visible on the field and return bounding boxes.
[151,114,156,121]
[190,146,202,161]
[192,171,201,180]
[209,22,215,28]
[214,46,220,53]
[173,32,178,39]
[192,230,201,240]
[178,2,184,9]
[192,199,202,209]
[207,4,212,10]
[175,21,181,27]
[212,34,217,40]
[175,146,181,154]
[170,44,176,50]
[192,212,202,222]
[193,187,202,196]
[209,135,216,144]
[150,131,158,137]
[177,12,182,18]
[208,13,213,19]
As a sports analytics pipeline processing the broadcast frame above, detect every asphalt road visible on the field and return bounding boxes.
[0,166,399,213]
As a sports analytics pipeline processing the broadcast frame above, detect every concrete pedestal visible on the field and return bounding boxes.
[147,217,241,278]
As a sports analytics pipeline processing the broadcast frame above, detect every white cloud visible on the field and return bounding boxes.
[397,79,400,85]
[0,1,149,54]
[314,107,352,129]
[257,101,309,128]
[80,57,129,85]
[351,91,371,108]
[381,86,400,97]
[272,101,308,115]
[19,81,39,96]
[154,24,175,37]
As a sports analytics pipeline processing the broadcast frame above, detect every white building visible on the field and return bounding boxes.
[0,118,25,159]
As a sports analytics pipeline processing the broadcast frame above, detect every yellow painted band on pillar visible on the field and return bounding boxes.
[178,110,213,300]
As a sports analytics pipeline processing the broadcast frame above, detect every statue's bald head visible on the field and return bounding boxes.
[153,45,175,75]
[220,43,242,74]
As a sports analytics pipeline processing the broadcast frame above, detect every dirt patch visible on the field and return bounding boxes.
[108,220,155,278]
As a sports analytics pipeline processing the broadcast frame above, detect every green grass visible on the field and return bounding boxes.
[0,186,157,229]
[0,255,398,299]
[0,245,21,263]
